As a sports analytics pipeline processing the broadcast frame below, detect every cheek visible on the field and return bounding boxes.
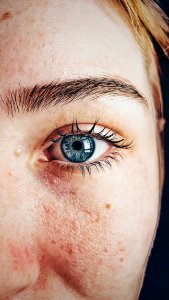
[37,193,115,294]
[0,147,159,299]
[33,168,128,295]
[33,159,159,297]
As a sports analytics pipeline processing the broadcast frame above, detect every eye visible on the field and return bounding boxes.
[38,119,132,175]
[45,133,110,163]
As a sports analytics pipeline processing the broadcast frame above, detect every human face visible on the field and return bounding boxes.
[0,1,160,299]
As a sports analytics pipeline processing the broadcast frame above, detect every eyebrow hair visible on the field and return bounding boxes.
[0,77,148,116]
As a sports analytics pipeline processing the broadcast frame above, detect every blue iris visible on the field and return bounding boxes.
[61,134,95,163]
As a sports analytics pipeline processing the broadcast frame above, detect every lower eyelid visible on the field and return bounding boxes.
[38,151,122,177]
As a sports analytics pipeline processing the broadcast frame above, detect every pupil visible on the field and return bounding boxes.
[72,141,82,151]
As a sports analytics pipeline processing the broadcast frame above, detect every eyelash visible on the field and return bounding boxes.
[44,118,132,176]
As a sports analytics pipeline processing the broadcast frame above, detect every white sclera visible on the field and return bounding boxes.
[83,137,111,162]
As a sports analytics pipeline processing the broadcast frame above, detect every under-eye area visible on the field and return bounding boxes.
[37,118,133,176]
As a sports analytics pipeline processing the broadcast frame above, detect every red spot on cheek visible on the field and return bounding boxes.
[0,11,12,22]
[65,243,73,255]
[41,203,56,227]
[51,240,56,245]
[8,243,35,272]
[33,256,48,291]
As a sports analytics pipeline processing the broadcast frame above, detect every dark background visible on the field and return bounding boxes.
[139,1,169,299]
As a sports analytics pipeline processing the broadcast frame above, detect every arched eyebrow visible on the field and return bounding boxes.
[0,77,148,116]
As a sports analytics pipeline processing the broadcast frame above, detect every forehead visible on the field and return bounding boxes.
[0,0,150,100]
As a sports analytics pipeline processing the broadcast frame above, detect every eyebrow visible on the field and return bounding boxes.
[0,77,148,116]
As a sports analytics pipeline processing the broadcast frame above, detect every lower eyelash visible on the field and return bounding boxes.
[49,151,122,177]
[79,152,122,176]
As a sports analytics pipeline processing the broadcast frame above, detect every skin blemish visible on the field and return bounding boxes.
[7,171,13,176]
[105,203,111,209]
[51,240,56,245]
[114,242,126,259]
[83,207,100,223]
[13,147,22,157]
[33,255,48,291]
[0,11,12,22]
[66,243,73,255]
[26,16,35,23]
[104,247,108,253]
[118,243,125,252]
[38,31,45,38]
[8,243,35,272]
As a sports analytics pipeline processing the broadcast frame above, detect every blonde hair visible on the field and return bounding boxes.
[108,0,168,185]
[111,0,169,58]
[108,0,169,118]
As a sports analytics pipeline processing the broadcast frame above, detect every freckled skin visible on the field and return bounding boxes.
[0,11,12,22]
[0,0,161,300]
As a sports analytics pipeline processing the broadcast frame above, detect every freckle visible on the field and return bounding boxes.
[116,242,125,253]
[38,31,45,38]
[67,245,73,255]
[120,257,124,262]
[42,204,54,216]
[70,190,76,196]
[13,147,22,157]
[95,214,100,223]
[71,220,76,232]
[16,10,22,15]
[0,11,12,22]
[84,208,92,216]
[105,203,111,209]
[119,245,125,252]
[26,16,35,23]
[60,244,64,250]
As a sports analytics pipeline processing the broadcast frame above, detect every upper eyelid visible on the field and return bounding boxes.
[41,122,118,145]
[40,122,133,153]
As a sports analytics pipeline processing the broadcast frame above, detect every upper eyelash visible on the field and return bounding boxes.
[52,118,133,150]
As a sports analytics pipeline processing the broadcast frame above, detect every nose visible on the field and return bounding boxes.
[0,143,41,298]
[0,241,40,299]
